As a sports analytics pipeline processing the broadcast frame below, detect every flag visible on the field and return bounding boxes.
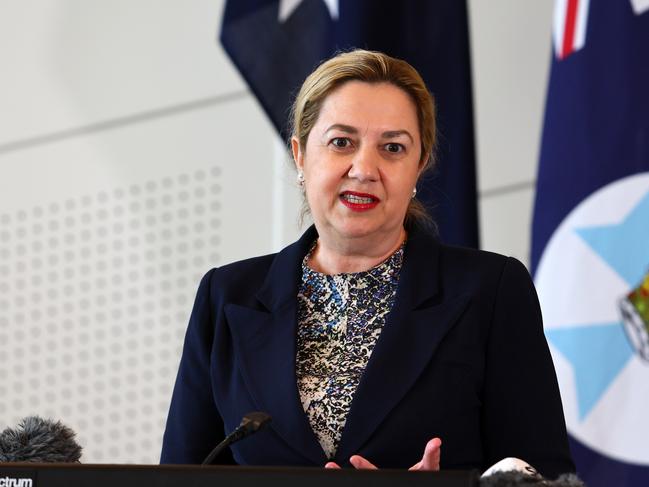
[220,0,478,247]
[532,1,649,485]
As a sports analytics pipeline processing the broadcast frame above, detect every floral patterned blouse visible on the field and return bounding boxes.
[295,243,405,459]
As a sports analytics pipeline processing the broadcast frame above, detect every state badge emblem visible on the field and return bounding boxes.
[620,271,649,362]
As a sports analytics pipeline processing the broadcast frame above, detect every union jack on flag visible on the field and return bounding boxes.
[553,0,649,59]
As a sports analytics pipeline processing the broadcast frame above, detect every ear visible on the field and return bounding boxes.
[417,152,430,176]
[291,137,304,172]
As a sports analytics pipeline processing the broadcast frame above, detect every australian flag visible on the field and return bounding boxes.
[220,0,478,247]
[532,1,649,486]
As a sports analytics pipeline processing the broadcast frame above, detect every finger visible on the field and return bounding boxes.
[349,455,378,469]
[419,437,442,471]
[410,438,442,471]
[324,462,341,469]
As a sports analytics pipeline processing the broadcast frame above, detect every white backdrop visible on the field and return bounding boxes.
[0,0,553,463]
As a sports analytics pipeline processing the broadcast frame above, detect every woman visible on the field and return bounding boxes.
[160,49,574,478]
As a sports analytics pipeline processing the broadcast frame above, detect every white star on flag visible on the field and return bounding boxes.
[630,0,649,14]
[278,0,339,22]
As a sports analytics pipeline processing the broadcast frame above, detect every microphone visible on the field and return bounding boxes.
[479,471,585,486]
[480,458,585,487]
[202,412,271,465]
[0,416,82,463]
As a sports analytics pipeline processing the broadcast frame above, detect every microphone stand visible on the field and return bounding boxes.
[202,412,271,465]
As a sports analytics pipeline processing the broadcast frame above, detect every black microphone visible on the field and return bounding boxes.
[0,416,82,463]
[202,412,271,465]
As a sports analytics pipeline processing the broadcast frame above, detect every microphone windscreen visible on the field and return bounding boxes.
[480,471,585,487]
[480,470,542,486]
[0,416,82,463]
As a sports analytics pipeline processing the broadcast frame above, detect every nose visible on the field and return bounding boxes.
[347,145,379,182]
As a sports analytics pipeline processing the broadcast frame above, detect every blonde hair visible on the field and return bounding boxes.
[289,49,437,227]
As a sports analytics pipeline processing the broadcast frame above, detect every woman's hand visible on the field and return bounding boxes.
[324,437,442,471]
[407,438,442,470]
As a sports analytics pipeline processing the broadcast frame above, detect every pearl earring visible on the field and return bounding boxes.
[297,172,305,186]
[412,187,417,198]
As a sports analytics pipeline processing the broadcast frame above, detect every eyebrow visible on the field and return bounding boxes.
[382,130,414,143]
[325,124,358,134]
[325,124,414,143]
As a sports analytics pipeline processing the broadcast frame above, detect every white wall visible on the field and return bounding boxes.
[0,0,553,463]
[469,0,554,264]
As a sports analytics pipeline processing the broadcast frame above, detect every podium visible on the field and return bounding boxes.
[0,463,478,487]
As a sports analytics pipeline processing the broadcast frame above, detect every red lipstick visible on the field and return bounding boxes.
[339,191,380,211]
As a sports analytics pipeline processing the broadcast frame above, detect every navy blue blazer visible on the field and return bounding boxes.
[160,225,574,478]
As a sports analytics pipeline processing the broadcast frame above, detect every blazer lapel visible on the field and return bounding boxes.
[225,226,327,465]
[336,229,470,460]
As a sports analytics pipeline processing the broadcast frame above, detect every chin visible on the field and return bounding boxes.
[331,221,395,241]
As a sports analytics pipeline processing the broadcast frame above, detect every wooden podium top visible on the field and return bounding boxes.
[0,463,478,487]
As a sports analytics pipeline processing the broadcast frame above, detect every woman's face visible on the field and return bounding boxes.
[293,81,423,245]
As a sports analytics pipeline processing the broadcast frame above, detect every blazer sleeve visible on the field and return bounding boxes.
[481,257,574,478]
[160,269,235,465]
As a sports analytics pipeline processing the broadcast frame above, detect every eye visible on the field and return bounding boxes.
[384,142,404,153]
[330,137,352,149]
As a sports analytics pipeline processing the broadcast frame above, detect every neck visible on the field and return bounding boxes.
[308,227,406,274]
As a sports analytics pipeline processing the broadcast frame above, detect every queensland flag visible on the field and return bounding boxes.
[532,1,649,485]
[220,0,478,247]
